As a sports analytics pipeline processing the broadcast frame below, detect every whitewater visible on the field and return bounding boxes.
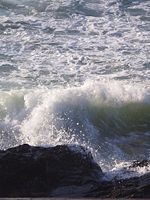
[0,0,150,177]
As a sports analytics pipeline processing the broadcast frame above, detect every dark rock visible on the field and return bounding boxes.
[0,144,102,197]
[87,162,150,198]
[112,172,150,198]
[0,144,149,198]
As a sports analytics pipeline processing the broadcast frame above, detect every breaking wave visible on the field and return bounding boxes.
[0,80,150,172]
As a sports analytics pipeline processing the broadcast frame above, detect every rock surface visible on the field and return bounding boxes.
[0,144,102,197]
[88,171,150,198]
[0,144,149,198]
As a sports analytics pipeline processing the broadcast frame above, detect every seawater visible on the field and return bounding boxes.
[0,0,150,177]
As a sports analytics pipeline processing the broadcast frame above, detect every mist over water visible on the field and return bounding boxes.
[0,0,150,175]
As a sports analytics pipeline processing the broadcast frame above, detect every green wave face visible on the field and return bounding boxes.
[89,102,150,135]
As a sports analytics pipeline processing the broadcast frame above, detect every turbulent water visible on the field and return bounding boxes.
[0,0,150,176]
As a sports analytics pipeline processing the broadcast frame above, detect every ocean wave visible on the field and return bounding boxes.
[0,80,149,171]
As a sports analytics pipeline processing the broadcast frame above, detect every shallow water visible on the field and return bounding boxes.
[0,0,150,175]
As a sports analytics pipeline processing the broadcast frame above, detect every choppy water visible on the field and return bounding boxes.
[0,0,150,176]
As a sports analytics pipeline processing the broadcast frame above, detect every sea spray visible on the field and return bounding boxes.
[0,81,149,173]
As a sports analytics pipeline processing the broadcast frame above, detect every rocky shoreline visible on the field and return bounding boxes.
[0,144,149,198]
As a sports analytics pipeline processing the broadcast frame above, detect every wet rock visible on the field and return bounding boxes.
[88,162,150,198]
[129,160,150,168]
[110,172,150,198]
[0,144,102,197]
[0,144,149,198]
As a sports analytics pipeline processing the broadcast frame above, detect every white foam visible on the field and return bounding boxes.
[105,161,150,180]
[0,80,150,176]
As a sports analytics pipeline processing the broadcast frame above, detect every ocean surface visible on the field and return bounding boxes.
[0,0,150,177]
